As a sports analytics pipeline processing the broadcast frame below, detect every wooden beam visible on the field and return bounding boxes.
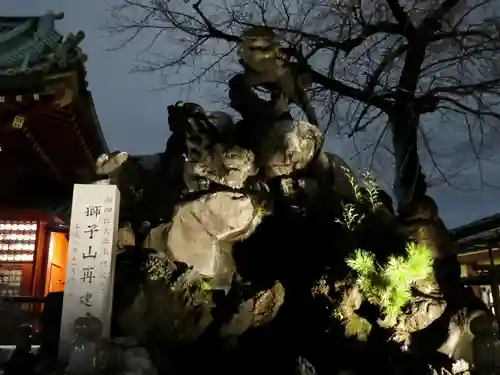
[14,120,68,186]
[42,71,98,167]
[461,275,493,286]
[0,90,61,110]
[458,248,500,264]
[71,78,109,156]
[7,90,92,177]
[49,104,95,166]
[0,175,69,207]
[0,74,98,183]
[452,214,500,241]
[474,265,500,271]
[1,95,71,187]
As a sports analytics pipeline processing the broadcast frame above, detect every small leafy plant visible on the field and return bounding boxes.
[335,167,381,230]
[336,203,363,231]
[146,252,174,281]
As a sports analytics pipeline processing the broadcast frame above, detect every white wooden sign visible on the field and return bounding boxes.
[58,184,120,362]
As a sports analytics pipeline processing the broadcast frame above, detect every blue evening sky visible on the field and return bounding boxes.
[2,0,500,228]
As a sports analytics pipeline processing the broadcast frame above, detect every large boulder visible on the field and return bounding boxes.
[408,290,500,373]
[321,151,357,199]
[219,281,285,340]
[116,265,215,345]
[166,192,263,290]
[142,223,170,254]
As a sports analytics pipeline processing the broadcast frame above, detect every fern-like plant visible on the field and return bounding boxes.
[336,203,364,231]
[336,167,381,230]
[333,241,434,340]
[360,171,379,211]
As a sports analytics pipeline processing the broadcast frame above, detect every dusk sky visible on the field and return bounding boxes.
[3,0,500,228]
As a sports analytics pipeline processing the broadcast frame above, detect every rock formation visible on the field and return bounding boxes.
[37,26,500,375]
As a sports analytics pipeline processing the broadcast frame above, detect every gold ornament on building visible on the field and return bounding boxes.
[11,115,25,129]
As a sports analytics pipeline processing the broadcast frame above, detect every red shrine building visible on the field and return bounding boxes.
[0,12,108,299]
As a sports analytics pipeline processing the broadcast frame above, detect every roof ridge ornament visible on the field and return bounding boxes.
[0,11,86,76]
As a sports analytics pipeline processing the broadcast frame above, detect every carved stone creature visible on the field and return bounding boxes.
[93,151,148,209]
[168,101,247,191]
[183,143,258,190]
[94,151,130,184]
[65,314,105,374]
[238,27,282,73]
[206,110,235,135]
[237,27,318,125]
[166,192,263,291]
[257,119,323,178]
[167,101,222,163]
[168,101,260,191]
[53,87,74,107]
[48,30,87,68]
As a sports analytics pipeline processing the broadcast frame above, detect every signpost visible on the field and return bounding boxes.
[58,184,120,362]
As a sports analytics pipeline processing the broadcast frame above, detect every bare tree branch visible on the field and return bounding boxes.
[107,0,500,206]
[386,0,416,35]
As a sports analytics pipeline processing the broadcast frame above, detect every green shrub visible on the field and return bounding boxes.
[346,242,433,321]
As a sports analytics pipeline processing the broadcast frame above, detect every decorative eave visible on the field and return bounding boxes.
[0,12,87,77]
[0,91,72,186]
[0,11,109,209]
[40,71,97,164]
[0,10,109,178]
[0,69,108,157]
[66,64,109,156]
[0,123,70,208]
[0,77,106,198]
[451,214,500,254]
[0,86,99,179]
[84,90,109,155]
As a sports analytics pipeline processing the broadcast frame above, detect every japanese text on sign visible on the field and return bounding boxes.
[60,184,121,362]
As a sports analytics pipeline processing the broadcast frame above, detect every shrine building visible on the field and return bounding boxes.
[0,12,108,301]
[452,214,500,316]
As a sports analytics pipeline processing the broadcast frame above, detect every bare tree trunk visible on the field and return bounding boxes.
[391,40,428,211]
[390,113,427,211]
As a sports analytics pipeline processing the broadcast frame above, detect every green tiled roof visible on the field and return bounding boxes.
[0,12,86,75]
